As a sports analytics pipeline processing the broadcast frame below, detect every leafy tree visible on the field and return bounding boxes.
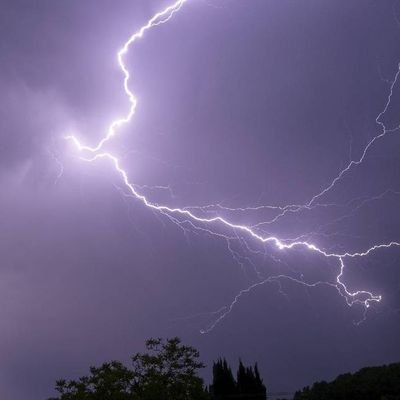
[131,337,208,400]
[50,337,209,400]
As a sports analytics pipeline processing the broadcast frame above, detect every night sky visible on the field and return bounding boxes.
[1,1,400,399]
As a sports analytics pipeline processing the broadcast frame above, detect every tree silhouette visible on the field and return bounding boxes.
[49,337,269,400]
[49,337,208,400]
[237,360,267,399]
[294,363,400,400]
[210,358,267,400]
[210,358,236,398]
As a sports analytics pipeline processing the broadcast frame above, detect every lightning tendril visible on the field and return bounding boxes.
[65,0,400,333]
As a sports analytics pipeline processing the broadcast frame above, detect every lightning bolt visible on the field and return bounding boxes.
[65,0,400,333]
[66,0,187,153]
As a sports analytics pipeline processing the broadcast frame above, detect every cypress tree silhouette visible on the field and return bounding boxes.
[211,358,267,400]
[210,358,236,399]
[237,360,267,399]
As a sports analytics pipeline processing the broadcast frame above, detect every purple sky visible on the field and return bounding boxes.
[1,0,400,399]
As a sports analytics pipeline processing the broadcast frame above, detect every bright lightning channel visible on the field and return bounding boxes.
[66,0,400,333]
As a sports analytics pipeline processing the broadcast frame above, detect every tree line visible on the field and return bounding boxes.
[293,362,400,400]
[49,337,267,400]
[49,337,400,400]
